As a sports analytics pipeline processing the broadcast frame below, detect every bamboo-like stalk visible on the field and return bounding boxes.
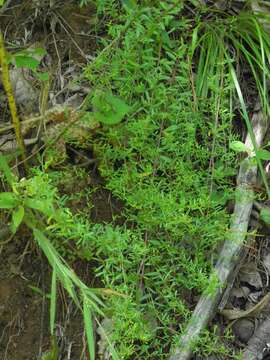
[0,32,27,166]
[169,104,268,360]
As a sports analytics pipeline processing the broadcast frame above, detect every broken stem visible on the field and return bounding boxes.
[0,32,27,168]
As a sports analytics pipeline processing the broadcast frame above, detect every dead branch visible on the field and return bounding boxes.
[0,105,72,136]
[169,104,268,360]
[0,105,84,154]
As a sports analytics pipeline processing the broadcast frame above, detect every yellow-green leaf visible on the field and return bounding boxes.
[256,149,270,160]
[0,192,18,209]
[11,205,24,233]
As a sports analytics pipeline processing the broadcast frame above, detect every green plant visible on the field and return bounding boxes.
[192,327,239,358]
[6,45,49,81]
[0,155,107,359]
[190,10,270,197]
[92,90,131,125]
[79,1,241,358]
[1,1,267,358]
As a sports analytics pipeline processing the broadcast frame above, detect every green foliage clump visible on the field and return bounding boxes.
[81,1,239,358]
[4,0,270,358]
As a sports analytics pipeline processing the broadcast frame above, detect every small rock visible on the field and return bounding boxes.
[10,69,35,103]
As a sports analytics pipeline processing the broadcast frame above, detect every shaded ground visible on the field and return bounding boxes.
[0,232,51,360]
[0,235,91,360]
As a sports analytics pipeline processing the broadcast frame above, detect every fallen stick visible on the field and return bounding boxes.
[169,105,268,360]
[0,105,72,135]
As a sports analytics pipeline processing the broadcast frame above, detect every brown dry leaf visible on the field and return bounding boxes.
[231,286,250,299]
[263,253,270,275]
[239,262,262,289]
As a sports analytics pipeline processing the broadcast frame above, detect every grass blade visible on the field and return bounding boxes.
[50,268,57,335]
[83,295,95,360]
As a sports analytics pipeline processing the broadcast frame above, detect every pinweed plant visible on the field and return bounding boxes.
[80,1,246,358]
[80,0,270,358]
[1,0,269,358]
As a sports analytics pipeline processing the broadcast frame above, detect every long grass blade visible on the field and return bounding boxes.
[32,228,81,307]
[50,268,57,335]
[83,296,95,360]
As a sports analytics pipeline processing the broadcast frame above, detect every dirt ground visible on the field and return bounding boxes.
[0,234,93,360]
[0,235,50,360]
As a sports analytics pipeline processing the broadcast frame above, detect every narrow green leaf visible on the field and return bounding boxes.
[50,269,57,335]
[190,25,199,58]
[11,205,24,233]
[31,228,81,308]
[0,192,19,209]
[0,155,16,186]
[28,285,50,298]
[24,198,55,218]
[83,296,95,360]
